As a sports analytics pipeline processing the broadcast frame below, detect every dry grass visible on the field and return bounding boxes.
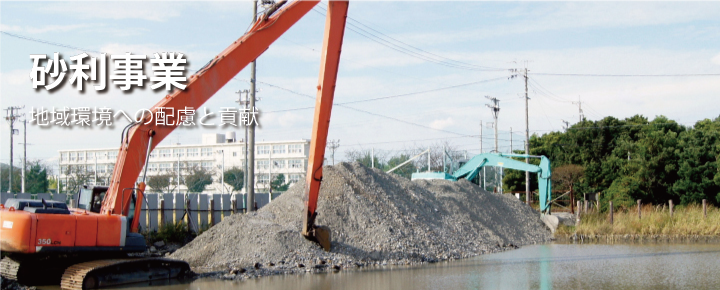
[556,204,720,236]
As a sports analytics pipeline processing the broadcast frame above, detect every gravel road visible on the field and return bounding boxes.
[171,162,551,279]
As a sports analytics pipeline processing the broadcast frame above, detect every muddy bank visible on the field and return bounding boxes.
[171,162,551,279]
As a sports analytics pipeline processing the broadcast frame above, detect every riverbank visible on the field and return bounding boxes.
[555,203,720,239]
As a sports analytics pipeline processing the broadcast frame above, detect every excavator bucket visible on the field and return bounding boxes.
[303,226,332,252]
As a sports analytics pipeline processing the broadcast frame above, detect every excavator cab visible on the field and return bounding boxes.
[77,186,108,213]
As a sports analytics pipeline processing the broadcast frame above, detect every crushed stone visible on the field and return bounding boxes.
[171,162,551,279]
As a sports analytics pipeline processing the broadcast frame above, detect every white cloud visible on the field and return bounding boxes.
[1,24,92,34]
[430,117,454,130]
[712,53,720,65]
[40,3,182,22]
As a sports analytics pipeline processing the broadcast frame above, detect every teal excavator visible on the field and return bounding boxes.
[411,153,552,213]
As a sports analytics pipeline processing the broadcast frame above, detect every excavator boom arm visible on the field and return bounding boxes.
[452,153,552,213]
[101,0,321,215]
[301,1,349,251]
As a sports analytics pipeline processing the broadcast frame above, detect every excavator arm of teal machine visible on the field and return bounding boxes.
[452,153,552,213]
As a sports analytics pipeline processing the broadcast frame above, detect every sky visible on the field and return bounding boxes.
[1,1,719,173]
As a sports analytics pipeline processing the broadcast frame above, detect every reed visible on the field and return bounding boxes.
[556,203,720,236]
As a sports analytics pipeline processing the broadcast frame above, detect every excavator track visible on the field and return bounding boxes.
[60,258,191,290]
[0,257,20,280]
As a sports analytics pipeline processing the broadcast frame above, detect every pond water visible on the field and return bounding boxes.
[40,242,720,290]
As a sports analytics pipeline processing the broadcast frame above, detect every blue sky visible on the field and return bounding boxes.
[1,1,720,170]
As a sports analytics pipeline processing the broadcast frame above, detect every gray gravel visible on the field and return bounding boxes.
[171,162,551,279]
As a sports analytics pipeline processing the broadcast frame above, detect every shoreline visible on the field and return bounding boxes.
[554,234,720,244]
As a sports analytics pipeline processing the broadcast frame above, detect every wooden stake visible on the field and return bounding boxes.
[210,198,216,226]
[637,199,642,219]
[669,199,674,217]
[609,201,614,225]
[160,200,165,225]
[703,199,707,219]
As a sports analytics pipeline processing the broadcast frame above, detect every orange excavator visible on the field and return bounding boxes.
[0,1,347,288]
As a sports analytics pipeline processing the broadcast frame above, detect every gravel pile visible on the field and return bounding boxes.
[171,162,551,278]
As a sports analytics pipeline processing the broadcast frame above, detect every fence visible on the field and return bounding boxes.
[0,192,282,233]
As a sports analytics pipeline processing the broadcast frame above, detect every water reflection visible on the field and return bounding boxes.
[45,243,720,290]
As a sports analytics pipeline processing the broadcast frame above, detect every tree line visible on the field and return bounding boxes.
[503,115,720,209]
[1,161,290,195]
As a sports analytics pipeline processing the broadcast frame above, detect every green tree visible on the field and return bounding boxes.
[223,167,244,193]
[345,149,385,169]
[48,176,58,194]
[271,174,289,192]
[383,154,417,179]
[0,163,21,193]
[184,166,213,193]
[672,117,720,204]
[147,173,175,193]
[25,161,49,193]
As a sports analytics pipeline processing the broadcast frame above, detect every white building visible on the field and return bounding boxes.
[58,133,310,194]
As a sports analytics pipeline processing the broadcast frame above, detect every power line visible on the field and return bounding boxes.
[1,31,104,54]
[312,5,507,72]
[531,72,720,77]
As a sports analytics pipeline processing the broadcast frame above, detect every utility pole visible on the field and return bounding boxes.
[247,0,258,212]
[562,120,570,132]
[5,106,23,193]
[268,148,272,201]
[236,89,250,198]
[523,67,531,205]
[21,119,27,193]
[327,140,339,165]
[573,96,584,123]
[480,120,485,190]
[509,127,513,153]
[177,152,181,194]
[479,120,483,154]
[485,96,500,153]
[218,150,225,194]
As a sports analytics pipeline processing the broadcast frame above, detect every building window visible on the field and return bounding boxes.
[288,144,303,154]
[201,148,213,157]
[187,148,199,157]
[108,151,118,160]
[150,151,157,158]
[232,151,237,157]
[70,152,77,161]
[257,174,269,185]
[257,145,270,155]
[201,162,213,171]
[61,152,68,162]
[257,160,269,170]
[87,165,95,173]
[78,152,85,161]
[289,159,303,169]
[272,160,285,169]
[272,145,286,154]
[159,163,172,172]
[289,174,302,184]
[160,149,171,158]
[149,163,158,172]
[174,148,185,157]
